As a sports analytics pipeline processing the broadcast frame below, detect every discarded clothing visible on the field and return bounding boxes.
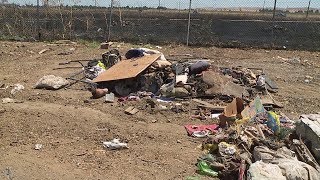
[86,65,105,80]
[184,124,219,137]
[252,146,320,180]
[125,48,166,60]
[125,49,145,59]
[247,161,286,180]
[189,60,210,75]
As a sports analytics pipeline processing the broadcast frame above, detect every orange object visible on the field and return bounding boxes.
[91,88,108,99]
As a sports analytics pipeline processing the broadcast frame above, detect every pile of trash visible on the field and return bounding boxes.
[33,47,320,179]
[192,96,320,180]
[35,47,280,102]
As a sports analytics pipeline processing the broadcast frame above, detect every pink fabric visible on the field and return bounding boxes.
[184,124,219,136]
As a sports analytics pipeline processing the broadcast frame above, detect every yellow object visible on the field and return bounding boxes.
[267,111,280,135]
[235,117,250,125]
[97,61,106,70]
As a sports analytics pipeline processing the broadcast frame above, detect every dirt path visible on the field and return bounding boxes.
[0,41,319,179]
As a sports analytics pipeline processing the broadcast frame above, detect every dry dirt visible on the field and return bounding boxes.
[0,41,319,180]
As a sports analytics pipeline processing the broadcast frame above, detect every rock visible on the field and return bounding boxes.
[305,75,314,79]
[221,81,246,98]
[0,109,5,113]
[173,87,189,98]
[160,83,189,97]
[35,75,69,90]
[2,98,23,104]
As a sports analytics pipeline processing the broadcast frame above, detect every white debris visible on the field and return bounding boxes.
[35,144,43,150]
[103,139,128,150]
[10,84,24,95]
[38,48,50,54]
[248,161,286,180]
[2,98,23,104]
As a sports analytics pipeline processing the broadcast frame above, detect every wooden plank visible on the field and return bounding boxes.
[192,99,225,111]
[125,106,139,115]
[93,54,160,83]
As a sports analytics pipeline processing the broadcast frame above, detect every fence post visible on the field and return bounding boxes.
[186,0,192,46]
[107,0,114,42]
[272,0,277,20]
[271,0,277,48]
[306,0,311,19]
[37,0,40,40]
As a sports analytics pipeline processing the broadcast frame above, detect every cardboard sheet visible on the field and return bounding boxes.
[93,54,160,83]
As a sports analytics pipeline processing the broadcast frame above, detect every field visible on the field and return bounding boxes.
[1,6,320,50]
[0,40,319,179]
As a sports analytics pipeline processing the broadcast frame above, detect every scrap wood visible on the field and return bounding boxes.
[169,53,193,57]
[53,67,83,70]
[93,54,160,83]
[238,160,246,180]
[256,125,266,140]
[125,106,139,115]
[292,138,320,170]
[68,70,85,78]
[58,59,94,65]
[67,77,97,87]
[38,48,50,54]
[261,93,283,108]
[192,99,225,111]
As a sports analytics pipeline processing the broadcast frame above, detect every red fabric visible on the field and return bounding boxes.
[184,124,219,136]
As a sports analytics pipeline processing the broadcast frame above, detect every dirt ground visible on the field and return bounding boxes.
[0,41,319,180]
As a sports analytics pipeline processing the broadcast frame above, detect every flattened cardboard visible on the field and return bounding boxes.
[223,98,244,118]
[93,54,160,83]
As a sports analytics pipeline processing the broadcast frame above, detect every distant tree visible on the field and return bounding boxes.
[157,6,167,10]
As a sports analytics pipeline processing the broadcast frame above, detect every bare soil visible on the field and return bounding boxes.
[0,41,319,179]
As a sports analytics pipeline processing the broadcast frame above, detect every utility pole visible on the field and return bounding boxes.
[186,0,192,46]
[108,0,114,41]
[272,0,277,20]
[158,0,161,13]
[263,0,266,11]
[306,0,312,19]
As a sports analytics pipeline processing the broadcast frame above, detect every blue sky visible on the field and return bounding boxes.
[10,0,319,9]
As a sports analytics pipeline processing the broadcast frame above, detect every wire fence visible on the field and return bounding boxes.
[1,0,320,51]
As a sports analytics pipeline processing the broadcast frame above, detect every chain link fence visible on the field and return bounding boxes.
[1,0,320,50]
